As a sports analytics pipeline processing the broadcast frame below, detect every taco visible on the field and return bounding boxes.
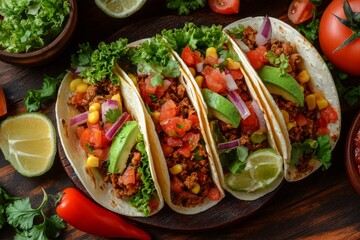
[224,16,341,181]
[115,36,225,214]
[55,39,164,217]
[161,23,284,200]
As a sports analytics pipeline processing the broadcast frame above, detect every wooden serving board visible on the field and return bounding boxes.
[59,12,283,231]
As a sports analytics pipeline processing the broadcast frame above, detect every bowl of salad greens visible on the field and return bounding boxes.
[0,0,77,66]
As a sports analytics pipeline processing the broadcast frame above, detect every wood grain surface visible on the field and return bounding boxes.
[1,0,360,239]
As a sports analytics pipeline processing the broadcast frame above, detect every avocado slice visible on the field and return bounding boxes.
[257,65,304,107]
[202,88,241,128]
[108,121,140,174]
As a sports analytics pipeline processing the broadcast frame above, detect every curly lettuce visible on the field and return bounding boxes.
[0,0,71,53]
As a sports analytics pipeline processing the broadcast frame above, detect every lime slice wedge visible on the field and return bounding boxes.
[95,0,146,18]
[225,148,282,192]
[0,113,56,177]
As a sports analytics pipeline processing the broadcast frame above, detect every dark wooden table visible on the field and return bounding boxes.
[1,0,360,239]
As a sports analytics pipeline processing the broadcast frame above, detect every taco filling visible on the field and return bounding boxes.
[226,16,339,177]
[66,40,159,216]
[121,36,222,208]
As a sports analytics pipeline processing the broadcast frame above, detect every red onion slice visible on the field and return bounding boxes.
[234,38,250,53]
[255,15,272,46]
[218,139,241,151]
[101,99,119,123]
[225,74,238,91]
[251,100,266,130]
[105,112,130,141]
[196,62,204,73]
[227,90,250,119]
[70,111,89,126]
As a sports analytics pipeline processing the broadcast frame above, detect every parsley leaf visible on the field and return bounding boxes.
[24,73,64,112]
[105,109,122,123]
[6,198,38,230]
[167,0,206,15]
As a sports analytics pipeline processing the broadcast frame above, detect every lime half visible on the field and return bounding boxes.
[0,113,56,177]
[95,0,146,18]
[225,148,282,192]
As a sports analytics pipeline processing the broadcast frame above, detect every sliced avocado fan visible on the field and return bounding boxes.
[258,65,304,107]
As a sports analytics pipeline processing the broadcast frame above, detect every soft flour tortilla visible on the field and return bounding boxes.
[171,37,284,201]
[115,38,225,215]
[224,17,341,181]
[55,72,164,217]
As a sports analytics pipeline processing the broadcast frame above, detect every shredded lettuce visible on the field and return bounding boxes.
[130,133,157,216]
[0,0,71,53]
[70,39,129,85]
[290,135,332,169]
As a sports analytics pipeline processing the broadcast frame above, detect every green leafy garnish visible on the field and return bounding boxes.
[0,187,65,239]
[105,109,122,123]
[0,0,71,53]
[315,135,331,169]
[266,52,290,75]
[166,0,206,15]
[220,146,248,174]
[296,10,320,44]
[71,39,129,85]
[226,24,245,39]
[24,73,64,112]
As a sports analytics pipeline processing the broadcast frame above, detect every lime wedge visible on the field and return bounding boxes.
[0,113,56,177]
[95,0,146,18]
[225,148,282,192]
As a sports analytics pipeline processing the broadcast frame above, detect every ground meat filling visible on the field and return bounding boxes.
[68,79,144,199]
[139,77,217,207]
[242,26,322,173]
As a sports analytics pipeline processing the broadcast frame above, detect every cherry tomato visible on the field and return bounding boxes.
[287,0,316,24]
[319,0,360,76]
[208,0,240,15]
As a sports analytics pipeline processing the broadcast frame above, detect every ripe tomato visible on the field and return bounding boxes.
[208,0,239,15]
[159,99,178,121]
[240,102,259,135]
[181,45,202,67]
[287,0,316,24]
[202,66,227,93]
[160,117,192,137]
[245,46,267,70]
[319,0,360,76]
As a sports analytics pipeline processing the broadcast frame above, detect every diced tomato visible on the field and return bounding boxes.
[317,117,328,129]
[204,56,218,67]
[71,92,85,105]
[160,117,192,137]
[320,106,338,123]
[156,79,172,98]
[79,128,91,152]
[316,117,330,135]
[183,132,200,150]
[90,129,110,148]
[181,45,202,67]
[188,114,199,129]
[177,144,192,157]
[317,127,330,136]
[148,197,159,212]
[165,136,183,147]
[103,122,113,132]
[77,126,85,138]
[170,176,184,193]
[92,147,109,161]
[229,69,244,80]
[240,102,259,135]
[161,143,174,157]
[207,187,221,201]
[202,66,227,93]
[159,99,178,122]
[139,81,152,104]
[246,46,268,70]
[122,166,136,185]
[87,121,102,131]
[145,76,158,94]
[294,113,308,127]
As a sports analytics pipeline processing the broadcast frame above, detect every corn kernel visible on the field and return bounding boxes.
[316,97,328,110]
[299,85,304,92]
[195,76,203,88]
[205,47,218,60]
[70,78,83,92]
[227,58,241,70]
[305,94,316,111]
[297,70,310,83]
[76,82,88,93]
[88,111,100,124]
[190,183,201,194]
[152,111,160,122]
[281,110,290,124]
[89,102,101,112]
[86,155,99,168]
[287,121,296,131]
[111,93,122,110]
[170,164,182,175]
[188,67,196,77]
[128,73,138,86]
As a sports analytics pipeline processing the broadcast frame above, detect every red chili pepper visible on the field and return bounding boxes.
[56,187,151,240]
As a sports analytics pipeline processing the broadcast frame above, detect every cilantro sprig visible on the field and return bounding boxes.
[166,0,206,15]
[0,187,65,239]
